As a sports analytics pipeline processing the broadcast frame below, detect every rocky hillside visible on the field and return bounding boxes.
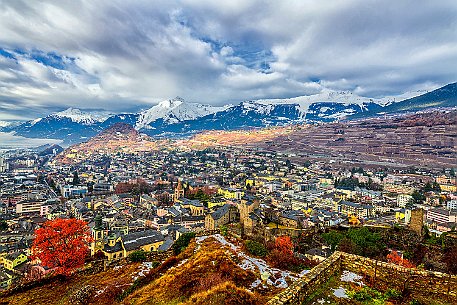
[52,123,163,164]
[0,235,303,305]
[185,110,457,169]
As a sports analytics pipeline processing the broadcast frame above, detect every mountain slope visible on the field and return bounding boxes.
[0,108,112,144]
[53,123,161,164]
[141,102,302,137]
[3,83,456,144]
[350,82,457,119]
[51,108,112,124]
[135,97,227,129]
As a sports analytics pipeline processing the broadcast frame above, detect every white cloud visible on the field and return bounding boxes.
[0,0,456,120]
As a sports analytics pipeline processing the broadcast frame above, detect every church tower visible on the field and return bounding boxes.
[174,180,185,202]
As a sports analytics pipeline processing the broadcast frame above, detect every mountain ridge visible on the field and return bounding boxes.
[2,83,455,144]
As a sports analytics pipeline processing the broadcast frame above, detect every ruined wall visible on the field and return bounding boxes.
[266,252,342,305]
[267,251,457,305]
[340,252,457,299]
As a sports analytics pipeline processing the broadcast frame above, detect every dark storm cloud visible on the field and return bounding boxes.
[0,0,456,120]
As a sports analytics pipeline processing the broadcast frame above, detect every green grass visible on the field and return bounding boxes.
[302,275,338,304]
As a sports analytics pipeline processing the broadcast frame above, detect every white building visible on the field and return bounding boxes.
[427,208,457,224]
[447,200,457,211]
[397,194,413,208]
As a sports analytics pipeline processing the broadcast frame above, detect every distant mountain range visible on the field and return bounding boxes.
[350,82,457,119]
[1,82,456,144]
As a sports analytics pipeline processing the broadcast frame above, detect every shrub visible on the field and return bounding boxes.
[244,240,267,257]
[387,250,415,268]
[348,286,401,304]
[220,225,228,236]
[173,232,196,255]
[128,250,147,262]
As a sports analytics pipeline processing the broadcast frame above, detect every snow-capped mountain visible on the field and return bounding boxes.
[27,107,113,127]
[51,108,113,125]
[135,97,228,129]
[2,83,455,144]
[0,121,16,128]
[351,82,457,119]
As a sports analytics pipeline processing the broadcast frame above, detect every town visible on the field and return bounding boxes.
[1,141,456,292]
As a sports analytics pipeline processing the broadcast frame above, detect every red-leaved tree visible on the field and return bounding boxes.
[267,235,302,270]
[275,235,294,255]
[31,218,93,276]
[386,250,415,268]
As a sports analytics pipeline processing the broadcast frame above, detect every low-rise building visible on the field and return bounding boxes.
[2,251,28,270]
[427,208,457,224]
[205,204,238,230]
[339,201,375,218]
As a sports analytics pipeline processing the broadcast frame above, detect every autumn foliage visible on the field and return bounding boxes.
[386,250,415,268]
[267,235,304,271]
[274,235,294,255]
[31,218,93,276]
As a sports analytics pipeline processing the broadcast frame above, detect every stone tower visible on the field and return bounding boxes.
[409,208,424,236]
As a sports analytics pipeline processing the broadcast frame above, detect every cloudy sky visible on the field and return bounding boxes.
[0,0,456,120]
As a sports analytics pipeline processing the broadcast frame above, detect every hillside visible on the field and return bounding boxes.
[0,235,301,305]
[351,82,457,119]
[53,123,163,164]
[185,110,457,169]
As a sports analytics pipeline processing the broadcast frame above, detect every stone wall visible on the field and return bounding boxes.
[266,252,342,305]
[267,251,457,305]
[340,252,457,299]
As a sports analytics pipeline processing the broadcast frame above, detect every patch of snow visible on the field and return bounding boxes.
[196,234,298,289]
[0,121,14,128]
[176,258,189,268]
[299,269,310,277]
[250,279,262,289]
[377,89,429,106]
[332,287,348,298]
[30,117,42,126]
[133,261,156,280]
[94,287,107,297]
[340,270,364,286]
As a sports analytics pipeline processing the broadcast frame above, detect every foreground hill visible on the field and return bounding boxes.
[1,235,301,305]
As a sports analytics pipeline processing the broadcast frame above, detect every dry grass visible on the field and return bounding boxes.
[1,262,141,305]
[122,238,262,305]
[2,237,285,305]
[182,282,261,305]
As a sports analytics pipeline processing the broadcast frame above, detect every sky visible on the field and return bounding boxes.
[0,0,456,120]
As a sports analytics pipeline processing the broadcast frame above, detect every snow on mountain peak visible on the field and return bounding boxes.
[0,120,14,128]
[135,98,227,129]
[157,97,184,108]
[52,107,112,125]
